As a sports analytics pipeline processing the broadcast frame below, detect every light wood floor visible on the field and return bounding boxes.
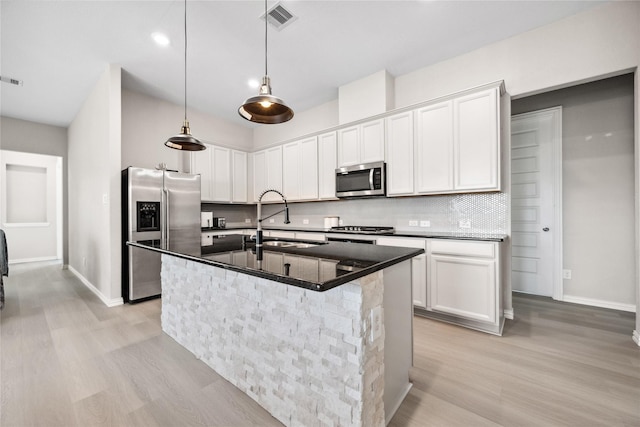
[1,262,639,426]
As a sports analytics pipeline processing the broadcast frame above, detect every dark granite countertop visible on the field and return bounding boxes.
[203,226,506,242]
[127,234,423,292]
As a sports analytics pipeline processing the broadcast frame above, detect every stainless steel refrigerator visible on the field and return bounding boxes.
[121,167,201,303]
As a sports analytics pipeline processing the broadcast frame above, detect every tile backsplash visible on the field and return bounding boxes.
[205,192,508,235]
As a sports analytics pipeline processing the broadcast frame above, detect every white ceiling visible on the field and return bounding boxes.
[1,1,604,129]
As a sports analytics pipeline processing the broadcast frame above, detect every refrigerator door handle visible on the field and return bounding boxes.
[161,187,168,243]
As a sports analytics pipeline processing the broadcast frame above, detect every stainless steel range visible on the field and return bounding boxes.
[327,226,395,235]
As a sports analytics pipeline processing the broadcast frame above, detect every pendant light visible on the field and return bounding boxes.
[165,0,206,151]
[238,0,294,124]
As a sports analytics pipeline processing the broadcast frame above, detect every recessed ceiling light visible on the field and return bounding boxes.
[151,32,170,47]
[248,79,260,89]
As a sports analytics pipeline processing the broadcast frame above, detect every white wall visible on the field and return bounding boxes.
[0,116,69,264]
[513,75,635,309]
[121,89,253,171]
[252,99,339,150]
[394,2,639,106]
[338,70,394,124]
[68,64,122,306]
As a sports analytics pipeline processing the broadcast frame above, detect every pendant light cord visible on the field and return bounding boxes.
[184,0,188,121]
[264,0,268,77]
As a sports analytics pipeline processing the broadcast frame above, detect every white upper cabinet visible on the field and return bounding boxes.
[191,144,245,203]
[385,111,414,196]
[191,143,214,201]
[283,137,318,201]
[211,146,231,202]
[231,150,248,203]
[318,131,338,200]
[414,85,501,194]
[415,101,454,193]
[453,88,499,191]
[337,118,385,167]
[252,145,283,203]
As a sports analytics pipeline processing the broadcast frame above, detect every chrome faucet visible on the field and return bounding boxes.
[256,189,290,248]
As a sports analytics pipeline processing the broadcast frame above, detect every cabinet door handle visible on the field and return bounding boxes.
[542,227,550,232]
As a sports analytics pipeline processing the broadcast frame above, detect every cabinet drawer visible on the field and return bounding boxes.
[376,237,426,249]
[430,240,494,258]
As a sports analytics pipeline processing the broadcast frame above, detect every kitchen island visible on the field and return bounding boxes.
[128,236,423,427]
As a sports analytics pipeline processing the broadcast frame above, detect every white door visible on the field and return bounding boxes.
[0,150,63,263]
[510,108,562,298]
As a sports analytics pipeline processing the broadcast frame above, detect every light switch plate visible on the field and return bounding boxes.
[303,219,309,225]
[420,220,431,227]
[459,220,471,229]
[409,220,418,227]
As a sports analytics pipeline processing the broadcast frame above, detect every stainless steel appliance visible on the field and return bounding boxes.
[213,217,226,228]
[335,161,386,198]
[121,167,201,303]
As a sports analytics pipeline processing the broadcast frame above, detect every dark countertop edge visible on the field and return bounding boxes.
[127,241,424,293]
[206,226,507,242]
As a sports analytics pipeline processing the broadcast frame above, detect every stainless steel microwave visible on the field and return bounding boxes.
[335,161,386,198]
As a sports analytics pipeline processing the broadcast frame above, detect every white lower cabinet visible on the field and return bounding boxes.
[294,232,326,242]
[376,237,427,309]
[426,239,503,335]
[283,255,319,282]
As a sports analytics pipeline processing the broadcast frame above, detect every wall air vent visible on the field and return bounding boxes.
[261,2,297,31]
[0,75,24,86]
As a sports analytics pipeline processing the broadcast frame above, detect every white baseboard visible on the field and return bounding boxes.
[68,265,123,307]
[8,256,58,265]
[633,330,640,347]
[504,308,514,320]
[562,295,636,313]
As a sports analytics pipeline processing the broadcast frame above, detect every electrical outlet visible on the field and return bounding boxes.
[82,257,87,267]
[102,194,108,205]
[303,219,309,225]
[459,220,471,229]
[370,306,382,342]
[563,269,572,279]
[409,220,418,227]
[269,218,275,223]
[245,218,251,223]
[420,220,431,227]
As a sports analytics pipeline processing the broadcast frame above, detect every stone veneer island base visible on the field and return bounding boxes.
[160,254,413,427]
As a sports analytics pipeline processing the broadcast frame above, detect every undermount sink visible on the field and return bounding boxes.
[262,240,323,249]
[263,241,296,247]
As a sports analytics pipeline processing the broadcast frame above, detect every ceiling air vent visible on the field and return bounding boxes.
[261,2,297,31]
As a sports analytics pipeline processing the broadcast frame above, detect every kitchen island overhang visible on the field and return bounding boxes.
[128,236,422,426]
[127,235,424,292]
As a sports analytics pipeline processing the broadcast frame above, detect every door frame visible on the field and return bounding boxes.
[511,106,563,300]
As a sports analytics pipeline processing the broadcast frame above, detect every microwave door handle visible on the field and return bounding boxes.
[369,168,375,190]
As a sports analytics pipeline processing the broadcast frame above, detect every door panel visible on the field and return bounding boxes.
[511,108,560,297]
[164,171,201,256]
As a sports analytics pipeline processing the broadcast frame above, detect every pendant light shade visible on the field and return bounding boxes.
[165,120,204,150]
[165,0,206,151]
[238,0,293,124]
[239,76,294,124]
